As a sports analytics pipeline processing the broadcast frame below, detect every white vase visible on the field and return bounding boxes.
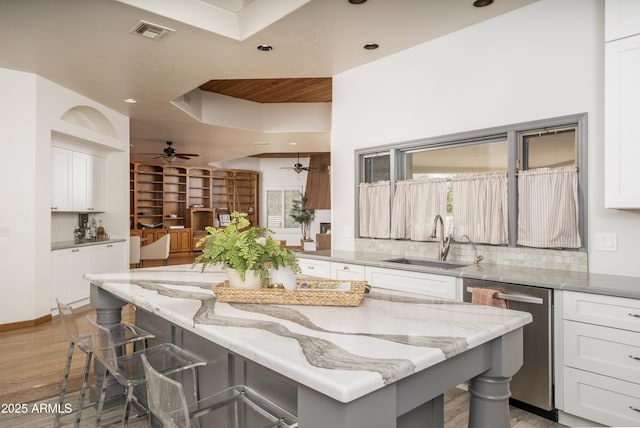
[269,266,297,290]
[226,268,262,289]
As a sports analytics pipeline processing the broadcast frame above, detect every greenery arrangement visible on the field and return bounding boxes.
[195,211,300,282]
[290,196,315,241]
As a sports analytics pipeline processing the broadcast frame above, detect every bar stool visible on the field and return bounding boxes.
[141,354,298,428]
[87,316,207,427]
[54,299,154,428]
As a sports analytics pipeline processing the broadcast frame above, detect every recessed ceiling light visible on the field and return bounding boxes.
[253,142,269,146]
[363,43,379,50]
[289,142,297,146]
[473,0,493,7]
[348,0,367,4]
[124,98,137,104]
[257,44,273,52]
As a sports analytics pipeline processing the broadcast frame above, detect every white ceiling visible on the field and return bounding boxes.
[0,0,537,166]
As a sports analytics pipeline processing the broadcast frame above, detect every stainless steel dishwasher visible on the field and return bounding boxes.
[463,278,557,421]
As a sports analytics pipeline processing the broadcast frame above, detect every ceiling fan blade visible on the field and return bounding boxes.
[176,154,193,159]
[178,153,199,157]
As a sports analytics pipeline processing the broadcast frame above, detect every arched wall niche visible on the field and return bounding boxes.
[60,105,118,138]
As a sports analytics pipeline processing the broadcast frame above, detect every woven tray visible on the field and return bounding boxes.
[213,279,368,306]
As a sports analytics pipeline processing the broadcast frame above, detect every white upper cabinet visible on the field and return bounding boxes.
[605,1,640,208]
[51,146,73,211]
[605,0,640,42]
[51,146,106,212]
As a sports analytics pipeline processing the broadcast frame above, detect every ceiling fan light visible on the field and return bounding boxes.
[163,155,176,164]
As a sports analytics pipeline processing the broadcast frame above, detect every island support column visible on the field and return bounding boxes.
[89,284,127,403]
[468,328,523,428]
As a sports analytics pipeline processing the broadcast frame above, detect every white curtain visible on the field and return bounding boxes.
[390,178,447,241]
[452,172,508,245]
[517,167,581,248]
[359,181,390,238]
[391,180,411,239]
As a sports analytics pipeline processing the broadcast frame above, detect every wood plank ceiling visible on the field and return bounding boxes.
[199,78,332,103]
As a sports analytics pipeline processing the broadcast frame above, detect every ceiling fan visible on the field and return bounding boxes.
[145,141,199,163]
[280,153,314,174]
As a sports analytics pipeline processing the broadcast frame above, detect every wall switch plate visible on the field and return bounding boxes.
[595,232,618,251]
[0,226,11,237]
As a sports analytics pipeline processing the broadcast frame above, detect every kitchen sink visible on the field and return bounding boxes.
[381,258,469,269]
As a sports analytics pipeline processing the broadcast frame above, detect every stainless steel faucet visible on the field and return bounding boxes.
[459,234,484,264]
[431,215,451,261]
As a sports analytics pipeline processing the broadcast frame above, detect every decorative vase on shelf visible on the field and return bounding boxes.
[269,266,297,290]
[226,268,262,289]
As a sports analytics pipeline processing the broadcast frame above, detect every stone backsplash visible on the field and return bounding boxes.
[355,238,588,272]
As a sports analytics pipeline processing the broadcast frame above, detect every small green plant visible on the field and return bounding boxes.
[194,211,299,281]
[290,196,315,240]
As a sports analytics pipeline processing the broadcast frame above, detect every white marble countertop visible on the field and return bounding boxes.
[86,264,531,403]
[298,250,640,300]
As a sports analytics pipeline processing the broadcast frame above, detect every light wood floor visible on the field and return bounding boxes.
[0,252,567,427]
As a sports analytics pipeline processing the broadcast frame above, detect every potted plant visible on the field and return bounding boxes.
[195,211,300,289]
[290,196,316,247]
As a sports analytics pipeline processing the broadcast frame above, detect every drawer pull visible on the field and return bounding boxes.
[629,313,640,318]
[307,266,315,269]
[630,406,640,413]
[343,266,349,271]
[630,355,640,361]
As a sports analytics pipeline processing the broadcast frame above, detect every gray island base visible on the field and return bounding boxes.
[88,265,530,428]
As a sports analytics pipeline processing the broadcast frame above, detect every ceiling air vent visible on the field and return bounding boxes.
[130,20,175,40]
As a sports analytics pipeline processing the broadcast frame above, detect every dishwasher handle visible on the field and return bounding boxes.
[466,287,544,305]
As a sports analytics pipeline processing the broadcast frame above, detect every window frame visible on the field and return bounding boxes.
[355,113,588,250]
[264,186,304,232]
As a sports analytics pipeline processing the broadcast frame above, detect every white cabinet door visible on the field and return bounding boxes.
[298,257,331,278]
[605,0,640,42]
[105,241,126,272]
[564,367,640,427]
[563,290,640,332]
[51,248,72,308]
[72,152,105,212]
[564,320,640,383]
[90,155,106,212]
[365,266,461,301]
[605,34,640,208]
[51,146,73,211]
[52,243,120,310]
[330,262,365,281]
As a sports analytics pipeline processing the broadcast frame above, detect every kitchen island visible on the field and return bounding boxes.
[87,264,531,428]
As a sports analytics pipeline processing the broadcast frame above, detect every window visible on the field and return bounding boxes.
[356,114,587,249]
[362,152,390,183]
[266,188,302,229]
[519,126,577,170]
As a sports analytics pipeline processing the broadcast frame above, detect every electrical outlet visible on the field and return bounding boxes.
[595,232,617,251]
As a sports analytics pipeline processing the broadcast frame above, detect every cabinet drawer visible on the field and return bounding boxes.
[365,266,460,300]
[563,291,640,332]
[330,262,365,281]
[564,320,640,382]
[564,367,640,427]
[297,258,331,278]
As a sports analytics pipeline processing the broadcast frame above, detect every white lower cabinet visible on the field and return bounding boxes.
[297,257,331,278]
[51,242,127,310]
[365,266,461,301]
[330,262,366,281]
[561,291,640,427]
[297,258,460,300]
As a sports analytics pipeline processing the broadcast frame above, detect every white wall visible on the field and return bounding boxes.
[0,69,39,321]
[332,0,640,277]
[0,68,130,325]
